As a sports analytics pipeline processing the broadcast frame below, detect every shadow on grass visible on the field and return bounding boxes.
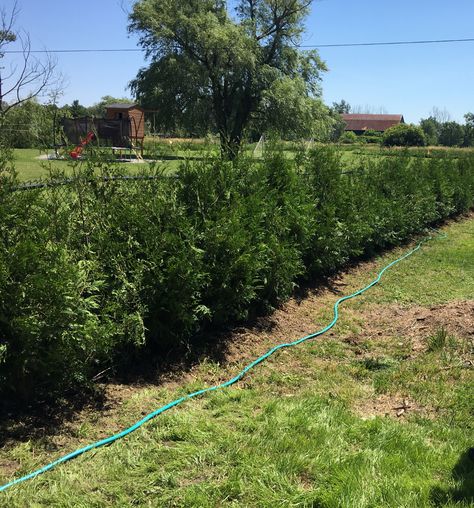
[430,448,474,505]
[0,389,108,449]
[0,300,279,448]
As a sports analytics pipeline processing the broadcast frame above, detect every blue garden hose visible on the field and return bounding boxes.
[0,232,441,493]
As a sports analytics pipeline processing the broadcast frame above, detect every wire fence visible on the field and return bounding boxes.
[10,141,467,198]
[7,169,368,196]
[2,158,369,196]
[9,174,176,193]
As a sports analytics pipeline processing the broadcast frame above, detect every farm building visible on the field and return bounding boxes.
[342,114,405,134]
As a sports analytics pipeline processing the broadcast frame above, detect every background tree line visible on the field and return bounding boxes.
[2,1,474,152]
[420,113,474,147]
[331,100,474,148]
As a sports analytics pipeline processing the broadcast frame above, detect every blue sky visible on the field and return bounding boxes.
[3,0,473,123]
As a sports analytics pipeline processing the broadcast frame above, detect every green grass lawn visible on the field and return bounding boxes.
[11,148,66,180]
[7,145,376,182]
[11,145,251,181]
[1,214,472,506]
[4,144,404,182]
[11,148,183,181]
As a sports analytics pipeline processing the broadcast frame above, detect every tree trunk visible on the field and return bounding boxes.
[219,132,242,160]
[217,92,255,160]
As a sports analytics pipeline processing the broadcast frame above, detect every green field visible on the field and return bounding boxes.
[1,214,472,507]
[11,149,66,180]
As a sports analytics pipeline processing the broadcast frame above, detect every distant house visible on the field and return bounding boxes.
[341,114,405,134]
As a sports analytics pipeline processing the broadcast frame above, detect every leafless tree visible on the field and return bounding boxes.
[351,104,389,115]
[430,106,451,124]
[0,1,58,116]
[118,0,133,16]
[46,73,68,156]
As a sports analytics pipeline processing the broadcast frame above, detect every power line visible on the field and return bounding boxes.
[300,37,474,48]
[1,37,474,54]
[2,48,142,54]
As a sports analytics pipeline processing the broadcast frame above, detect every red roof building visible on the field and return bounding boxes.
[342,114,405,134]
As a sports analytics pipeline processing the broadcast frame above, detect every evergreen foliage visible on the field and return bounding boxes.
[0,147,473,402]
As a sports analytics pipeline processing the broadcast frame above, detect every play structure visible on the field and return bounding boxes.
[61,104,146,160]
[70,131,95,159]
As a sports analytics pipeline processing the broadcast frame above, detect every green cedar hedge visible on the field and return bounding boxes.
[0,147,473,402]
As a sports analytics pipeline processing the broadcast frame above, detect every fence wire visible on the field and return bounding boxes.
[9,174,176,193]
[7,167,365,196]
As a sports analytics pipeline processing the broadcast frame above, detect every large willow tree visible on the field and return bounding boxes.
[129,0,329,158]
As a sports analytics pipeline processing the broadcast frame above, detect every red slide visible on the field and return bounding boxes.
[70,131,95,159]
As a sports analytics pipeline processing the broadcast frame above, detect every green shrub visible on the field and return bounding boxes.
[420,117,440,146]
[1,100,55,148]
[382,124,426,147]
[361,129,382,144]
[340,131,358,144]
[361,135,381,145]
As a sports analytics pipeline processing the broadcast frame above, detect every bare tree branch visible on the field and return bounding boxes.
[118,0,132,17]
[0,2,58,116]
[256,0,312,42]
[0,0,19,51]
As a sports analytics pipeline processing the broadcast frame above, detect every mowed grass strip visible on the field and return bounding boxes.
[0,215,473,507]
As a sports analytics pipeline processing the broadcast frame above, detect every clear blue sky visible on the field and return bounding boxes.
[3,0,474,123]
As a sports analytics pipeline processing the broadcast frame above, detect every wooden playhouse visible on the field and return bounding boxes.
[105,103,145,156]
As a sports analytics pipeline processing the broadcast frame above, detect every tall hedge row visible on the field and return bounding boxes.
[1,148,473,402]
